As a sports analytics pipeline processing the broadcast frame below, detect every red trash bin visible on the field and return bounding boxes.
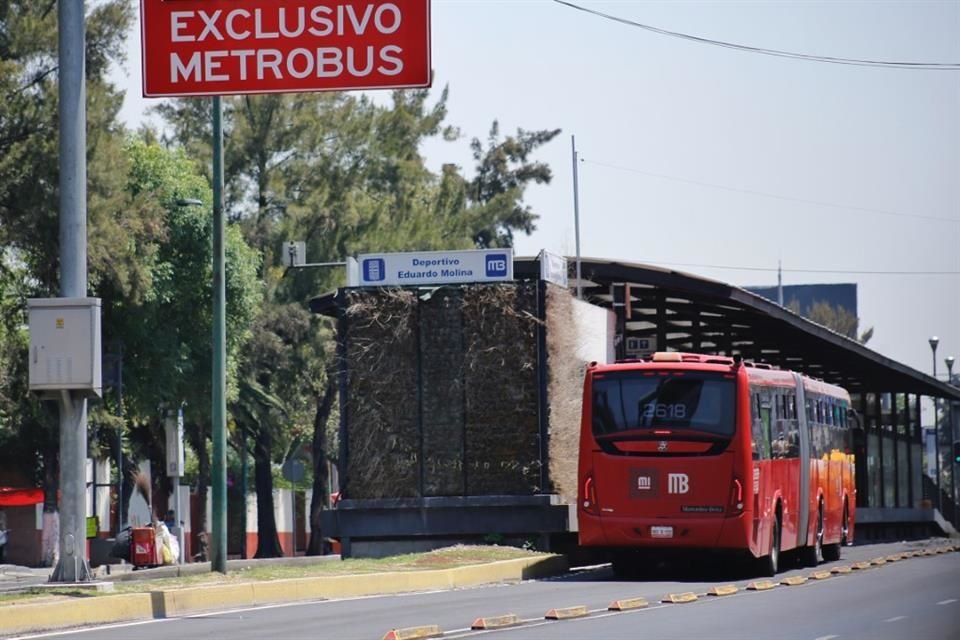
[132,527,158,567]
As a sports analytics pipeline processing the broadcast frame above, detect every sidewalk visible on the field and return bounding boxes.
[0,554,569,637]
[0,565,50,593]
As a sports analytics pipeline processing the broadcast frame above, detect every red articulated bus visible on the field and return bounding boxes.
[578,352,856,577]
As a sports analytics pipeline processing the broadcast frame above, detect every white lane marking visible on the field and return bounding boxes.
[814,635,838,640]
[937,599,957,605]
[884,616,905,622]
[8,619,164,639]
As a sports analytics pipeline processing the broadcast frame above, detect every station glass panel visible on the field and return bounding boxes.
[867,432,880,508]
[897,440,909,507]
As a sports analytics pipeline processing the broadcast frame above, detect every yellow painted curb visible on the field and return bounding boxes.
[746,580,777,591]
[885,554,903,562]
[0,554,569,636]
[545,605,588,620]
[706,585,738,596]
[809,571,832,580]
[0,593,153,635]
[831,565,853,574]
[781,576,807,586]
[870,557,887,566]
[471,614,521,630]
[851,561,872,570]
[661,592,698,603]
[608,597,649,610]
[381,624,443,640]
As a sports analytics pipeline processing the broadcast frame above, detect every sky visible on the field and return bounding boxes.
[115,0,960,415]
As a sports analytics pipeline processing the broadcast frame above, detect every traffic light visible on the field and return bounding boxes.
[954,441,960,464]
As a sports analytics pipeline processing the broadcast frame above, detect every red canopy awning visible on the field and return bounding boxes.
[0,487,44,507]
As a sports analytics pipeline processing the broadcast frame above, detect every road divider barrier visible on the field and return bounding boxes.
[381,625,443,640]
[831,565,853,574]
[870,557,887,566]
[746,580,777,591]
[706,585,738,596]
[607,597,649,610]
[851,561,872,570]
[809,571,832,580]
[545,605,588,620]
[780,576,807,586]
[471,614,521,630]
[661,592,698,603]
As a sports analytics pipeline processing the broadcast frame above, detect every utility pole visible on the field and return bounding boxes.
[50,0,91,583]
[571,135,582,300]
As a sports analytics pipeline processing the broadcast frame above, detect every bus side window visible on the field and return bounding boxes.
[771,391,790,459]
[751,392,771,461]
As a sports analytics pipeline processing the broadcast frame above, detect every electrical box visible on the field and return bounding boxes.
[28,298,102,397]
[282,241,306,267]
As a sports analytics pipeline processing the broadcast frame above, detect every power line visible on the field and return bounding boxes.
[553,0,960,70]
[644,260,959,276]
[581,158,960,225]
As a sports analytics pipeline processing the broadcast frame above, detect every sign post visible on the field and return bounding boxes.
[139,0,432,573]
[165,408,186,564]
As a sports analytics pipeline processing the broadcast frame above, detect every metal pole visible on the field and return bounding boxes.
[241,422,247,559]
[211,95,228,573]
[50,0,91,584]
[947,357,956,516]
[931,338,940,512]
[116,349,124,533]
[174,479,183,564]
[571,135,582,300]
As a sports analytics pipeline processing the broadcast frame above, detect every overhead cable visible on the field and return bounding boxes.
[582,158,959,225]
[553,0,960,70]
[644,260,959,276]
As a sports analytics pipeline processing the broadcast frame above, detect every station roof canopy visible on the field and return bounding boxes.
[513,256,959,400]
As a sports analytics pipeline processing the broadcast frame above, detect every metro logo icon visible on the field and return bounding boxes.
[485,254,508,278]
[362,258,385,282]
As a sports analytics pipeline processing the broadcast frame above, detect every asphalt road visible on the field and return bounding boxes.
[9,540,959,640]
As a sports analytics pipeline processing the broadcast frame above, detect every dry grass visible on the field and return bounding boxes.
[545,285,589,501]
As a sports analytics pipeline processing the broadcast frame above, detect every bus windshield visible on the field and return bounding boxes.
[591,371,736,437]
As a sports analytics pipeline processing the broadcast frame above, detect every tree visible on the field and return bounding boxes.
[465,121,561,248]
[108,139,262,539]
[787,299,873,345]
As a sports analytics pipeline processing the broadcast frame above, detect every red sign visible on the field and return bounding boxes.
[141,0,431,97]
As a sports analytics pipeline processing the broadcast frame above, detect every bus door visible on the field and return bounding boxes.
[589,370,738,542]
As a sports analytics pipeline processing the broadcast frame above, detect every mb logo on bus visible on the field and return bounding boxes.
[667,473,689,494]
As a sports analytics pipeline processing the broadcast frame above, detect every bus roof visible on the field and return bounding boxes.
[588,352,850,400]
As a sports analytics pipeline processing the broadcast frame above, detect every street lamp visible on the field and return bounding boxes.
[929,336,940,511]
[947,356,956,384]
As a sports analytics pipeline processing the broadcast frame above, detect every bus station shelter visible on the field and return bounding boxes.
[512,256,960,538]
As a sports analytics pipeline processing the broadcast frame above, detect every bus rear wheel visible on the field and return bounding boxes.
[823,502,847,562]
[758,515,781,577]
[802,505,824,567]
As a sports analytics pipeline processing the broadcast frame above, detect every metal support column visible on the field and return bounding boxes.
[50,0,91,584]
